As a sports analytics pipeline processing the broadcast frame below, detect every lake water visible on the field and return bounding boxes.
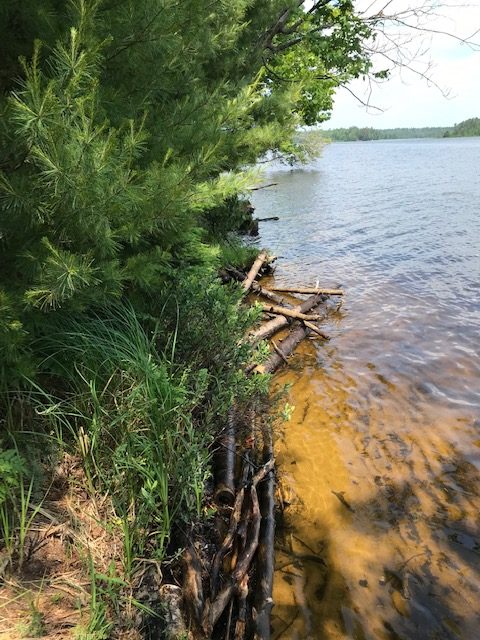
[252,137,480,640]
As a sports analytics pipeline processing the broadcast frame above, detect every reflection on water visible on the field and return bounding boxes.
[252,138,480,639]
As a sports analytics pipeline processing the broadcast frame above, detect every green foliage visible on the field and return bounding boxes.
[19,601,46,638]
[0,448,26,506]
[319,125,449,142]
[444,118,480,138]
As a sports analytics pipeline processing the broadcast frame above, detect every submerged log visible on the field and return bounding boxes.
[249,294,324,343]
[260,304,321,322]
[256,215,279,221]
[255,302,325,374]
[243,251,269,292]
[204,484,261,634]
[213,407,236,508]
[203,459,274,635]
[253,432,275,640]
[249,183,278,192]
[270,286,343,296]
[303,319,329,340]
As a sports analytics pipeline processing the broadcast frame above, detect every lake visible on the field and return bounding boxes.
[252,137,480,640]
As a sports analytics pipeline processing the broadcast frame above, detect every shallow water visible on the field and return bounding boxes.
[252,138,480,640]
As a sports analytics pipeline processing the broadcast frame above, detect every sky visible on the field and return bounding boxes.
[323,0,480,128]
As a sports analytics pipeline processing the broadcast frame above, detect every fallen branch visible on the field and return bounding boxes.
[243,251,269,292]
[204,459,274,635]
[253,432,275,640]
[249,183,278,192]
[204,484,261,634]
[210,486,246,598]
[270,286,343,296]
[303,320,329,340]
[234,573,249,640]
[256,215,280,221]
[213,407,236,508]
[271,340,288,364]
[260,303,321,322]
[249,294,324,343]
[253,284,289,306]
[254,303,325,374]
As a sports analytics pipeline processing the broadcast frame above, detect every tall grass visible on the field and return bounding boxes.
[31,303,213,564]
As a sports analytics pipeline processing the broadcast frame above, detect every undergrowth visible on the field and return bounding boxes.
[0,269,267,637]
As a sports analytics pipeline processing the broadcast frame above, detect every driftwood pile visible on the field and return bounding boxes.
[160,251,343,640]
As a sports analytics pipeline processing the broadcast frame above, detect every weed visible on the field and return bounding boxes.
[20,601,46,638]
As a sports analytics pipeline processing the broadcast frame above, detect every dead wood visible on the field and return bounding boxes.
[253,433,275,640]
[213,407,236,508]
[203,459,274,635]
[303,320,329,340]
[234,573,249,640]
[183,545,204,624]
[204,484,261,634]
[270,286,343,296]
[256,215,279,221]
[253,285,288,306]
[260,304,321,321]
[249,294,324,343]
[254,303,326,374]
[243,251,269,292]
[271,340,288,364]
[159,584,190,640]
[210,487,246,599]
[249,184,278,192]
[225,265,247,281]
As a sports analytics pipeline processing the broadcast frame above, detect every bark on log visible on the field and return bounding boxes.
[253,435,275,640]
[249,294,324,343]
[260,304,321,322]
[210,486,246,598]
[213,407,236,508]
[243,251,269,292]
[270,286,343,296]
[159,584,191,640]
[204,485,261,634]
[303,320,329,340]
[234,573,249,640]
[182,546,204,625]
[225,265,247,281]
[253,285,289,306]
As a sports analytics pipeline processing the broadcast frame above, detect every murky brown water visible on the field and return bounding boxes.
[252,138,480,639]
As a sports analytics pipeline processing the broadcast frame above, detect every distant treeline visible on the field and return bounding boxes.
[320,118,480,141]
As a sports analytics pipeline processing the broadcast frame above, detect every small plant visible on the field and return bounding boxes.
[18,601,46,638]
[0,448,38,570]
[281,402,295,422]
